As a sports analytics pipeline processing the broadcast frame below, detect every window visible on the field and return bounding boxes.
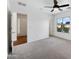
[57,17,70,33]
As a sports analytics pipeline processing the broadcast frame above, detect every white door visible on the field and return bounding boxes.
[11,12,17,42]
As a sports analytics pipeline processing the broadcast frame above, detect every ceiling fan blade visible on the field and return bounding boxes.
[59,4,69,7]
[51,9,54,12]
[44,6,53,8]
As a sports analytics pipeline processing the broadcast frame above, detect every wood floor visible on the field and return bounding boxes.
[13,36,27,46]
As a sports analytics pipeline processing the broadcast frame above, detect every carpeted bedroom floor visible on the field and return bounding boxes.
[8,37,71,59]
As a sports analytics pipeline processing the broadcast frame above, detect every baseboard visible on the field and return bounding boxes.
[49,35,71,41]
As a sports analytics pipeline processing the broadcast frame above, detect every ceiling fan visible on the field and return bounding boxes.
[44,0,70,12]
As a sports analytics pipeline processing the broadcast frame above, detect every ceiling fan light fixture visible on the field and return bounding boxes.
[53,8,60,14]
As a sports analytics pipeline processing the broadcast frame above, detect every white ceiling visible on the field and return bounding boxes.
[16,0,71,7]
[10,0,71,14]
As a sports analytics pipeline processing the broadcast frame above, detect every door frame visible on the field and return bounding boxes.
[7,9,12,54]
[13,13,28,46]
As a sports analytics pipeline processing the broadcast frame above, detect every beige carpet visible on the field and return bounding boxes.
[8,37,71,59]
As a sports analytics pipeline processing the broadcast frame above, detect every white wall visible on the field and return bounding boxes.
[11,12,17,41]
[50,10,71,40]
[49,15,55,35]
[27,10,50,42]
[9,0,50,42]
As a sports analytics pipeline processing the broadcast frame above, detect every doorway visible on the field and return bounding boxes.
[13,13,27,46]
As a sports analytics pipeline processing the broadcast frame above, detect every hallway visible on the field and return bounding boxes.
[13,36,27,46]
